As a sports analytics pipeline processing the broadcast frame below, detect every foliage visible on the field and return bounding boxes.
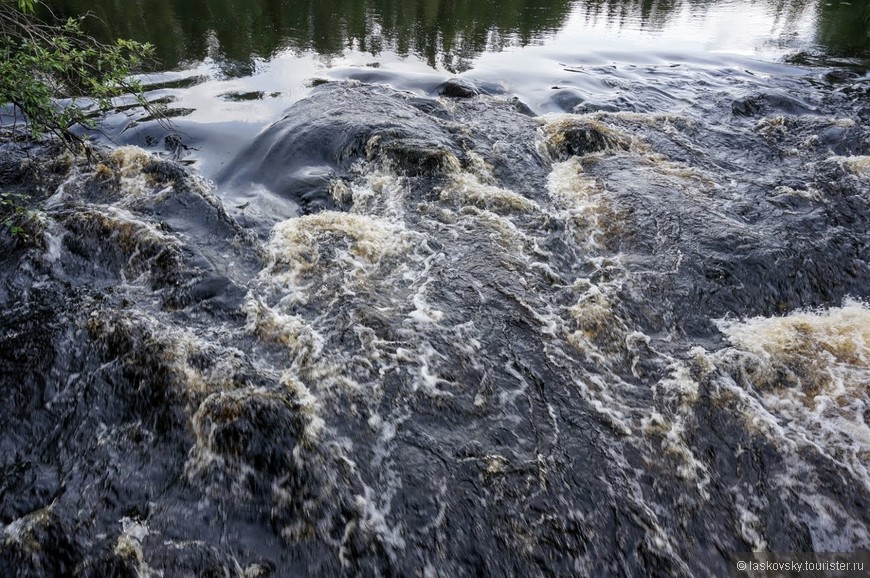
[0,191,40,240]
[0,0,156,146]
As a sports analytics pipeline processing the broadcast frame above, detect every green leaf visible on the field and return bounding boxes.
[0,1,164,148]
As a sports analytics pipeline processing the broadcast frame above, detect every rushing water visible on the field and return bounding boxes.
[2,1,870,576]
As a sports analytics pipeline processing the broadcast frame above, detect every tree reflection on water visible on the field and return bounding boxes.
[40,0,869,74]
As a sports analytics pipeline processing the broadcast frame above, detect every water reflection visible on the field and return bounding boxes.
[815,0,870,58]
[587,0,813,29]
[41,0,870,75]
[43,0,574,74]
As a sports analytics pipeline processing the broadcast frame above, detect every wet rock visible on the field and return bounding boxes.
[546,87,585,112]
[558,125,615,156]
[190,389,305,477]
[731,96,764,117]
[731,91,818,117]
[149,543,275,578]
[167,273,247,311]
[218,83,460,222]
[542,117,632,161]
[813,124,870,156]
[0,143,30,189]
[59,209,186,288]
[403,96,451,119]
[370,137,460,176]
[824,69,860,83]
[436,77,480,98]
[573,100,622,113]
[141,156,188,183]
[0,508,87,578]
[510,96,536,116]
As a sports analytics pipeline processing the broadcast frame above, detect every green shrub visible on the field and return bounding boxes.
[0,0,156,146]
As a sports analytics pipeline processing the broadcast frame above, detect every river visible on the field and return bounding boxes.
[1,0,869,576]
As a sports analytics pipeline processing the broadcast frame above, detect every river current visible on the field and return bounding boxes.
[1,1,870,576]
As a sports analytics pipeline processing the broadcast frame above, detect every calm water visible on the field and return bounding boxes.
[2,1,870,576]
[39,0,870,176]
[44,0,870,70]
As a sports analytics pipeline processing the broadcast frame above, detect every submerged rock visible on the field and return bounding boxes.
[731,91,818,117]
[435,77,481,98]
[218,84,461,225]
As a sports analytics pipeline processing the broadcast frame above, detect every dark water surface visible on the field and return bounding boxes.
[2,0,870,576]
[42,0,870,70]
